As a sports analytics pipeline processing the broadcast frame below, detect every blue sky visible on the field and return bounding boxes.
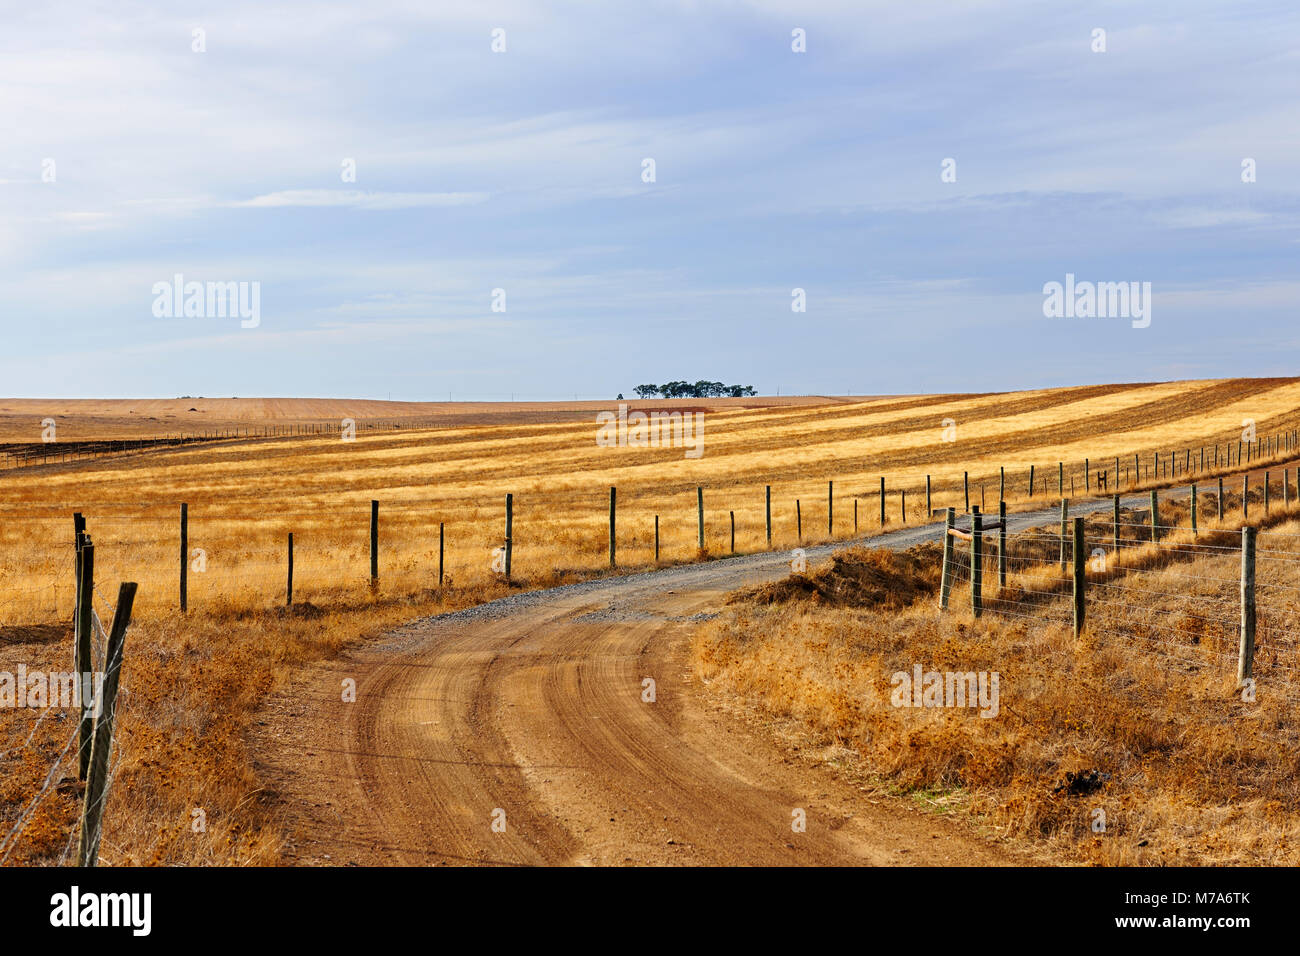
[2,1,1298,400]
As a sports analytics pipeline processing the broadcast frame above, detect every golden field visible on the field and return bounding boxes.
[3,377,1300,865]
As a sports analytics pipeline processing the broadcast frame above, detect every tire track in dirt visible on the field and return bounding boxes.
[251,471,1289,866]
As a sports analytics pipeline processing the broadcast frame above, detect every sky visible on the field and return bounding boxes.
[1,1,1298,400]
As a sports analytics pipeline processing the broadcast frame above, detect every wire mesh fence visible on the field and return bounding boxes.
[939,501,1300,707]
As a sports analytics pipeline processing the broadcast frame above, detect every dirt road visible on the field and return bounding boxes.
[249,488,1202,866]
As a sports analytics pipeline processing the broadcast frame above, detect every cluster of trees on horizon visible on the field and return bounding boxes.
[631,381,757,399]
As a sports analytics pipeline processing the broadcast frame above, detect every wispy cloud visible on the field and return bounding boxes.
[233,189,490,210]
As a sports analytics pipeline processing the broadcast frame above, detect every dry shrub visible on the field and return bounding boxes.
[729,544,940,610]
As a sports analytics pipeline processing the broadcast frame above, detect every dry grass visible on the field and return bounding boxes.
[4,376,1300,866]
[693,491,1300,865]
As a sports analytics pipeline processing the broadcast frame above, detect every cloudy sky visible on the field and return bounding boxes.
[2,1,1297,400]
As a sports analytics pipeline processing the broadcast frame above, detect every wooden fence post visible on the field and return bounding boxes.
[1072,517,1085,639]
[1218,476,1224,521]
[1264,472,1270,514]
[1085,458,1090,492]
[1190,484,1198,537]
[654,515,660,563]
[927,475,932,516]
[439,522,445,587]
[828,480,833,536]
[964,471,969,512]
[999,467,1004,503]
[180,502,188,613]
[504,494,513,581]
[1029,464,1035,498]
[697,487,704,551]
[730,510,736,554]
[1058,461,1063,497]
[854,499,858,534]
[939,507,955,609]
[1112,493,1120,559]
[765,486,772,546]
[370,500,380,590]
[1239,526,1256,685]
[1243,476,1249,520]
[76,582,137,868]
[796,499,802,541]
[998,499,1007,590]
[75,539,94,780]
[1059,498,1068,569]
[287,533,294,606]
[971,506,983,618]
[1150,490,1159,543]
[609,486,616,567]
[879,477,885,526]
[902,489,907,523]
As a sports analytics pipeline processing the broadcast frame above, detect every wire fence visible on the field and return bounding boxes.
[941,503,1300,706]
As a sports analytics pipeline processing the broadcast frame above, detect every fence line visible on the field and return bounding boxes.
[939,497,1300,708]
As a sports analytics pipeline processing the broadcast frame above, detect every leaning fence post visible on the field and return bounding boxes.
[939,507,955,609]
[697,487,704,551]
[1029,464,1035,498]
[998,499,1007,590]
[75,539,95,780]
[180,502,188,613]
[76,582,137,868]
[609,486,616,568]
[286,533,294,606]
[1072,517,1085,639]
[971,506,983,618]
[1239,527,1257,686]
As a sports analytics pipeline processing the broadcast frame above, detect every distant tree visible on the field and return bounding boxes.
[616,393,624,400]
[632,380,757,398]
